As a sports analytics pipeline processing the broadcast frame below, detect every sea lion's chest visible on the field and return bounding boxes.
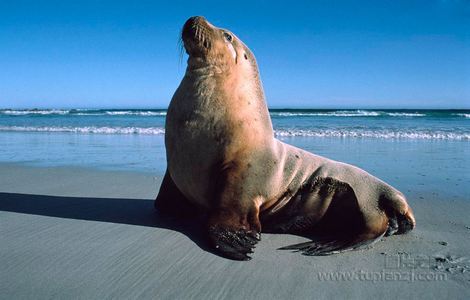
[164,78,232,206]
[164,72,273,207]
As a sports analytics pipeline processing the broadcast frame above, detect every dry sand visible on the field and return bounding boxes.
[1,164,469,299]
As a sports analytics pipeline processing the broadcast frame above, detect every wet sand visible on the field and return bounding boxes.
[1,164,469,299]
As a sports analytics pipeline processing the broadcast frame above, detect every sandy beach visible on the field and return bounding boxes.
[1,163,469,299]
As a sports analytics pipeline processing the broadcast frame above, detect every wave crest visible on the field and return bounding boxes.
[271,110,428,117]
[453,113,470,118]
[1,109,70,115]
[0,126,165,135]
[2,109,469,118]
[0,126,468,140]
[274,129,469,140]
[0,109,167,116]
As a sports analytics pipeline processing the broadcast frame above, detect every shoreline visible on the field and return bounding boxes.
[1,163,469,298]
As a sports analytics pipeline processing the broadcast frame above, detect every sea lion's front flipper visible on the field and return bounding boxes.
[208,220,260,261]
[154,169,199,218]
[207,165,262,260]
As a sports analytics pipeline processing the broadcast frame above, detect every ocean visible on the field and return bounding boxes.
[1,108,469,139]
[0,108,469,195]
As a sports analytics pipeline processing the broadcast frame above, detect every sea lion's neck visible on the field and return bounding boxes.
[186,65,225,76]
[222,71,274,142]
[187,57,231,75]
[179,65,274,139]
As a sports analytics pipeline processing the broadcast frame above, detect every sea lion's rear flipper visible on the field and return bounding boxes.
[279,232,385,256]
[154,169,199,218]
[379,192,416,236]
[279,176,388,256]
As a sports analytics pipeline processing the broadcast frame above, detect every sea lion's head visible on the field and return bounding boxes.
[181,16,258,75]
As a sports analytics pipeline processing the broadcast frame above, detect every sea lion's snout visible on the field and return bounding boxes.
[182,16,212,56]
[182,16,207,35]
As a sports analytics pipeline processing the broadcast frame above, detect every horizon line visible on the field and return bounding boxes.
[1,107,470,111]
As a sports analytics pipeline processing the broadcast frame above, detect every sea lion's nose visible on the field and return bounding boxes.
[182,16,207,38]
[186,16,206,24]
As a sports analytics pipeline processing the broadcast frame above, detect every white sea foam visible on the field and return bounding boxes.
[0,126,165,135]
[0,125,468,140]
[0,109,167,116]
[274,129,469,140]
[272,110,382,117]
[454,113,470,118]
[74,113,103,116]
[386,113,426,117]
[1,109,70,115]
[104,111,166,116]
[3,109,466,118]
[324,110,382,117]
[272,111,428,117]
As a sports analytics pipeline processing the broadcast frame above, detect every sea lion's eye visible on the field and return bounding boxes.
[223,32,233,42]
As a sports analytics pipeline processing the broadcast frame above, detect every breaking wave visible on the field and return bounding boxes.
[0,109,167,116]
[1,109,468,118]
[453,113,470,118]
[0,126,165,135]
[274,129,469,140]
[0,125,468,140]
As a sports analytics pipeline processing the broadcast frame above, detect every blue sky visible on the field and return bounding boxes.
[0,0,469,109]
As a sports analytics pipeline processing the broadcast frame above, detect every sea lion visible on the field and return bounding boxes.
[155,16,415,260]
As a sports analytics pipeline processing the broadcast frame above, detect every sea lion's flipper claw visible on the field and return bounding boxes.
[208,225,259,261]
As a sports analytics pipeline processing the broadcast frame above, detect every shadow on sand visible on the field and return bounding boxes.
[0,192,211,252]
